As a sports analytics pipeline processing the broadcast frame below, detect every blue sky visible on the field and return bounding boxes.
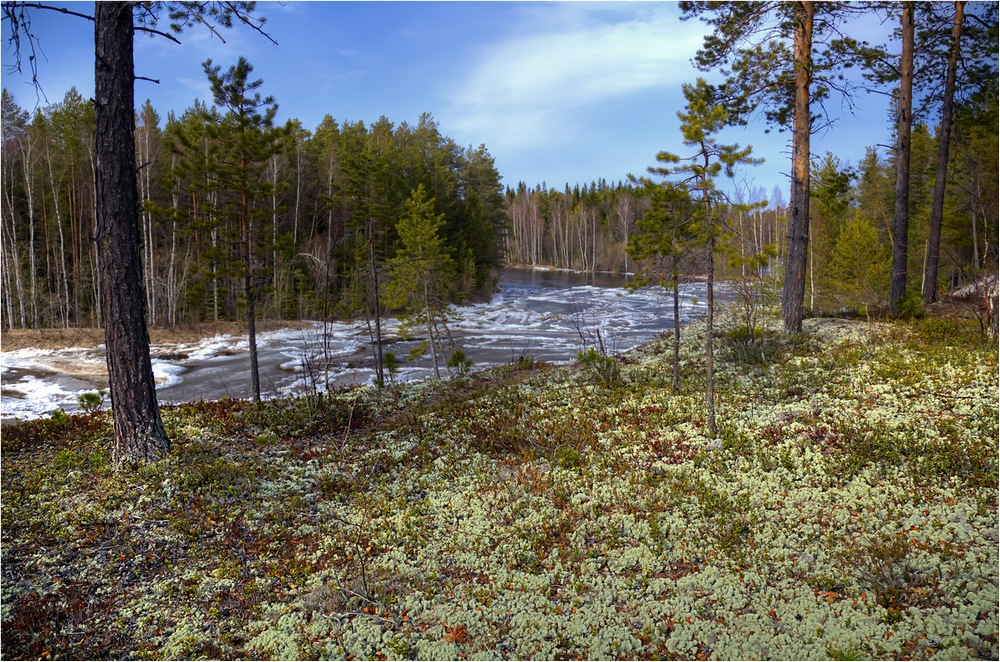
[2,2,899,200]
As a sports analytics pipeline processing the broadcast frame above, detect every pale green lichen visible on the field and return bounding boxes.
[2,315,996,659]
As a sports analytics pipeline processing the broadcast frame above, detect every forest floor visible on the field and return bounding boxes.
[1,310,997,660]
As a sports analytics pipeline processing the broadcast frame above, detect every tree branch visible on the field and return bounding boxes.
[134,24,181,44]
[194,12,228,44]
[12,2,93,22]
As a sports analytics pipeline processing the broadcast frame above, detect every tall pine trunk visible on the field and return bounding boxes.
[922,1,964,304]
[782,1,813,333]
[94,2,170,466]
[890,3,915,314]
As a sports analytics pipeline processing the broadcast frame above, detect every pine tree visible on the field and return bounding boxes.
[204,56,285,402]
[643,78,761,435]
[626,179,697,393]
[829,212,890,317]
[384,184,457,379]
[3,1,275,466]
[93,2,170,465]
[681,1,869,332]
[890,2,916,315]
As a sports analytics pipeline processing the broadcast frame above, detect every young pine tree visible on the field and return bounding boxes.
[383,185,457,379]
[647,78,761,436]
[627,179,698,393]
[204,56,286,402]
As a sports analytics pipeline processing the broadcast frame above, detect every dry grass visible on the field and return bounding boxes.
[0,320,313,353]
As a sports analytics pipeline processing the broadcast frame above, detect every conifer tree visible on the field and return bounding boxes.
[3,0,275,465]
[204,56,285,402]
[890,2,916,315]
[644,78,760,435]
[829,212,890,316]
[384,184,457,379]
[681,1,867,332]
[627,179,697,392]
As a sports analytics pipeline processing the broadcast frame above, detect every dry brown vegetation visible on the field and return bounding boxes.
[0,320,312,353]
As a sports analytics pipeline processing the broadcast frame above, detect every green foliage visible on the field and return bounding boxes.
[77,389,108,414]
[406,341,429,362]
[828,212,890,315]
[383,351,401,381]
[722,324,782,366]
[894,289,925,320]
[913,315,983,347]
[554,445,585,471]
[384,185,456,312]
[383,185,460,376]
[575,346,621,387]
[446,349,472,375]
[827,645,868,660]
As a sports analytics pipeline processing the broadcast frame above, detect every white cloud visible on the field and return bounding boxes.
[442,4,704,153]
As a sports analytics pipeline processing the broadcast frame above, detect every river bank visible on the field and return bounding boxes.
[0,320,313,354]
[2,271,715,422]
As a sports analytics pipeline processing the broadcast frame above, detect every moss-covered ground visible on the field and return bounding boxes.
[2,314,997,660]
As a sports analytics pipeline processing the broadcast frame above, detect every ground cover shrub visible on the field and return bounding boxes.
[721,323,783,366]
[576,346,623,387]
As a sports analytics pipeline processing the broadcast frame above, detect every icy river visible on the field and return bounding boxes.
[1,269,712,421]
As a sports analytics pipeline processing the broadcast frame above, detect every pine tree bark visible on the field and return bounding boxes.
[782,1,814,333]
[94,2,170,466]
[890,3,915,314]
[922,1,964,304]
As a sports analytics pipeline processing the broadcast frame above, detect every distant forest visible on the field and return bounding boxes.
[0,70,996,330]
[504,101,997,314]
[1,90,506,329]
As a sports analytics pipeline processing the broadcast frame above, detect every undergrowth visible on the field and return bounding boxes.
[1,314,996,660]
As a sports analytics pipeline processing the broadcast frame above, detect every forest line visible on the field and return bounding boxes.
[2,84,995,333]
[1,1,997,341]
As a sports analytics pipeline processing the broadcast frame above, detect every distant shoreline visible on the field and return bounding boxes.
[0,320,315,354]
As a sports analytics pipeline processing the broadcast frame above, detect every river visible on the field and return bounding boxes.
[0,269,712,421]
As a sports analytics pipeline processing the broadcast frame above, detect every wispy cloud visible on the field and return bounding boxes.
[442,4,703,153]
